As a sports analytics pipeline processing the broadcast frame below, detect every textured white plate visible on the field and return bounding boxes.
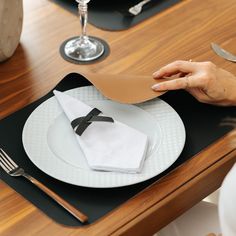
[22,87,186,188]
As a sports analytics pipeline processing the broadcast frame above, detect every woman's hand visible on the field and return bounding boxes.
[152,60,236,106]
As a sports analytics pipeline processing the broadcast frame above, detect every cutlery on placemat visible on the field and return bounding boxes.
[0,148,88,223]
[211,43,236,62]
[129,0,152,16]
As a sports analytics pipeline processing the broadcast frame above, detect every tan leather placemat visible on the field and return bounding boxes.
[81,73,168,104]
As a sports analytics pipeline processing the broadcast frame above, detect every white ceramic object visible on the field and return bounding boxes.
[155,201,220,236]
[0,0,23,62]
[22,86,186,188]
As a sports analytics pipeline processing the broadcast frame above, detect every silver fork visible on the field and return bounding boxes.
[0,148,88,223]
[129,0,152,16]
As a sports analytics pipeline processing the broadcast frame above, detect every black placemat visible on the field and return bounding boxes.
[0,73,235,227]
[60,36,110,64]
[51,0,181,31]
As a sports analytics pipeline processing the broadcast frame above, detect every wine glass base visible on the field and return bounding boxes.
[64,36,105,62]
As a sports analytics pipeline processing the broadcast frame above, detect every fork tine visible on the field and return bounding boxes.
[0,150,89,223]
[0,158,12,173]
[0,149,18,169]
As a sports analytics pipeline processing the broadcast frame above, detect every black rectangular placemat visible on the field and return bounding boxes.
[51,0,181,31]
[0,73,235,226]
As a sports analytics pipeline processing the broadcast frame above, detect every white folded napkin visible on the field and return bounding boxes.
[53,90,148,173]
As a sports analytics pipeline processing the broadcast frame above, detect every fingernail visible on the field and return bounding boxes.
[151,84,161,91]
[153,71,160,77]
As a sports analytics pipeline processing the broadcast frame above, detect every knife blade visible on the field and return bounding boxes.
[211,43,236,62]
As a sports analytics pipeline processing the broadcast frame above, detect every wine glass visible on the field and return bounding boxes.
[64,0,105,62]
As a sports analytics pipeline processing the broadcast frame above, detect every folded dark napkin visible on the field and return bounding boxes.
[0,72,235,226]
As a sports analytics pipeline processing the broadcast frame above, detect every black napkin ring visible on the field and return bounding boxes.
[71,108,114,136]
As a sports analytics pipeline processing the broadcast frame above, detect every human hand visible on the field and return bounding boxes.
[206,233,222,236]
[152,60,236,106]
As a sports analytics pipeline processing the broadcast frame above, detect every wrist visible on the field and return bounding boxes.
[219,68,236,106]
[227,76,236,106]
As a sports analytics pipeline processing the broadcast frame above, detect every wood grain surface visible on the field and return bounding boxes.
[1,0,236,235]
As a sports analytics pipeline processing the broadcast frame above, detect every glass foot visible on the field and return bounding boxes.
[64,36,105,62]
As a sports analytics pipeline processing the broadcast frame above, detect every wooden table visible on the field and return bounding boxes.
[1,0,236,235]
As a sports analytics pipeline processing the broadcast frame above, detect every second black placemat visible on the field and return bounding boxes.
[0,73,235,226]
[51,0,181,31]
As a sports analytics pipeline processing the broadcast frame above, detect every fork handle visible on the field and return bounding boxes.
[23,173,88,223]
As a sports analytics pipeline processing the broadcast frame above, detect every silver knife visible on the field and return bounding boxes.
[211,43,236,62]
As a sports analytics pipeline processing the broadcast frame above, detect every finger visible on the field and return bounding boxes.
[152,76,195,91]
[179,72,189,77]
[153,60,197,79]
[159,71,183,78]
[165,72,189,79]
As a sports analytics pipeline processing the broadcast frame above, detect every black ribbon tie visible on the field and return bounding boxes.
[71,108,114,136]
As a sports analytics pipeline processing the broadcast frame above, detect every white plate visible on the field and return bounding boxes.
[22,87,185,188]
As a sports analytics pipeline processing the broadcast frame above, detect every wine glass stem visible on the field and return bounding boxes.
[78,3,88,41]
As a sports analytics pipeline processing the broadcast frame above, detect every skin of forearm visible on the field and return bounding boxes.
[226,75,236,106]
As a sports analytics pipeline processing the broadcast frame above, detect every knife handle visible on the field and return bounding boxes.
[23,173,88,223]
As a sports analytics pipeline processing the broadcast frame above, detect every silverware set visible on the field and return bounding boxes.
[0,148,88,223]
[211,42,236,62]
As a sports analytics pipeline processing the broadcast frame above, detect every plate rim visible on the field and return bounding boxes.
[22,87,186,188]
